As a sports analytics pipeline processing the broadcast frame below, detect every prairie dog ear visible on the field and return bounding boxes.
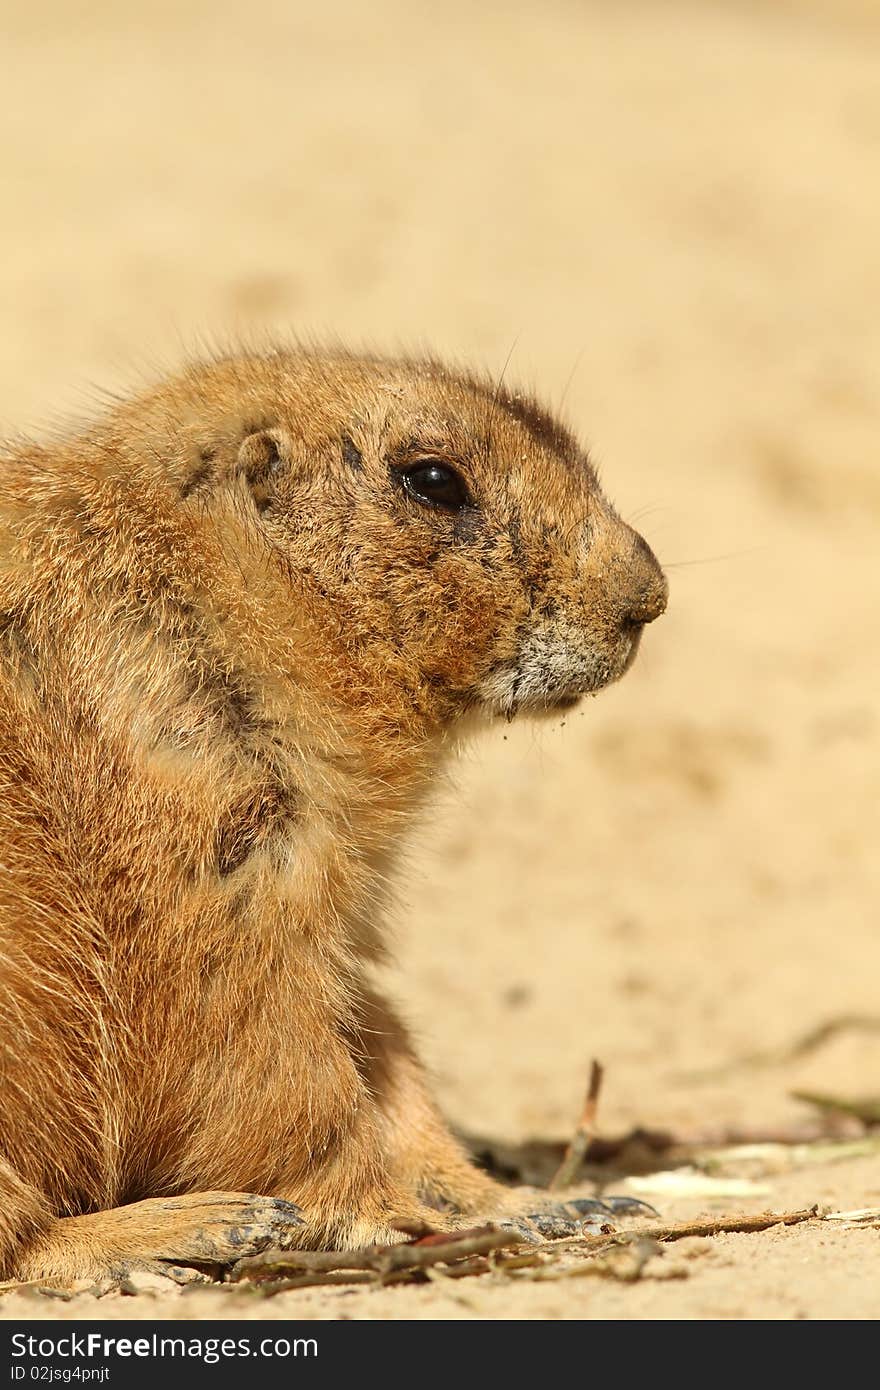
[237,428,289,512]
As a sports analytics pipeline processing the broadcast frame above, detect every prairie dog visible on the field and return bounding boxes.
[0,348,666,1280]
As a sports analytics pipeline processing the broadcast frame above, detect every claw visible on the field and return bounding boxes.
[497,1218,546,1245]
[563,1198,616,1219]
[601,1195,660,1219]
[498,1193,660,1244]
[500,1205,619,1242]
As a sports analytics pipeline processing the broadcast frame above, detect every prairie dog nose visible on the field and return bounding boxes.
[625,576,668,627]
[621,529,668,628]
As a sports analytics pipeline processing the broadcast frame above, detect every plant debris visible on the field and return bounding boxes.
[230,1224,525,1289]
[620,1168,772,1199]
[223,1206,821,1296]
[674,1014,880,1084]
[822,1208,880,1228]
[792,1089,880,1125]
[0,1059,874,1304]
[550,1058,604,1190]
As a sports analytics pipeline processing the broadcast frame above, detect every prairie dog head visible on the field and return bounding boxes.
[173,351,667,727]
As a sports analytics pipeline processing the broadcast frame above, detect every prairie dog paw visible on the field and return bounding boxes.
[15,1192,305,1283]
[143,1192,305,1262]
[499,1195,659,1242]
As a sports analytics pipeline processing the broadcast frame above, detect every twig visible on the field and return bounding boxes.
[675,1014,880,1084]
[509,1238,665,1284]
[791,1090,880,1125]
[470,1113,866,1185]
[229,1209,820,1295]
[823,1208,880,1226]
[231,1225,523,1284]
[554,1204,819,1252]
[378,1228,521,1275]
[550,1059,604,1190]
[242,1269,378,1292]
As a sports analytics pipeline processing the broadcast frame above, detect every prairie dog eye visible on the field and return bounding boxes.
[400,462,471,512]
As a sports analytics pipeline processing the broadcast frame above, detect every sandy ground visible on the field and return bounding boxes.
[1,0,878,1321]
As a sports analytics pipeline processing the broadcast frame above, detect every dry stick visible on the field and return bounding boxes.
[231,1225,521,1283]
[378,1228,522,1276]
[509,1238,664,1284]
[233,1209,820,1294]
[242,1270,379,1293]
[426,1249,547,1283]
[550,1059,604,1191]
[554,1204,820,1253]
[585,1116,869,1162]
[676,1014,880,1084]
[791,1090,880,1125]
[242,1254,539,1295]
[475,1113,869,1184]
[479,1053,862,1191]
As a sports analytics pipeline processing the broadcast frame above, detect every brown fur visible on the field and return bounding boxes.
[0,347,666,1281]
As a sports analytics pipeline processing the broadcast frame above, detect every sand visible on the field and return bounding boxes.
[1,0,878,1321]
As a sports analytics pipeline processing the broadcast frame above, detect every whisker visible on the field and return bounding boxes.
[558,346,586,414]
[627,504,668,526]
[484,334,520,466]
[489,335,520,417]
[661,547,762,568]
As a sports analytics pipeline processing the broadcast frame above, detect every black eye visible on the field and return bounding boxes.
[400,462,471,512]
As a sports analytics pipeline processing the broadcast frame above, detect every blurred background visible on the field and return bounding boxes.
[2,0,877,1147]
